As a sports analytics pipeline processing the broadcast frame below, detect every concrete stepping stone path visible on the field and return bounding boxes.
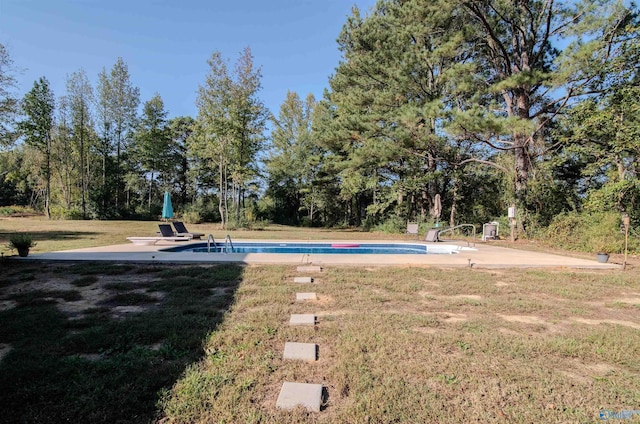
[277,266,325,412]
[283,342,318,361]
[276,382,323,412]
[297,265,322,273]
[289,314,316,326]
[293,276,314,283]
[296,292,317,301]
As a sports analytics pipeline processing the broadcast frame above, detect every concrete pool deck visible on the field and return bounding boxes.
[17,239,621,269]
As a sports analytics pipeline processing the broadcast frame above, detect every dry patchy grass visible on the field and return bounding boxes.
[160,266,640,423]
[1,218,639,422]
[0,217,413,256]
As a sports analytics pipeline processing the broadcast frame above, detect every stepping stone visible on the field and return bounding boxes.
[297,265,322,273]
[289,314,316,326]
[294,276,313,283]
[283,342,318,361]
[296,292,317,301]
[276,382,323,412]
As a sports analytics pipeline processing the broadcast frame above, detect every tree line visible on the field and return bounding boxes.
[1,0,639,235]
[0,47,267,227]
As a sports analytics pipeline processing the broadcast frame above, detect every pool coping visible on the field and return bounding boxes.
[15,239,621,269]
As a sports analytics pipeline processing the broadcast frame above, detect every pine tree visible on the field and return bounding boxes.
[18,77,55,218]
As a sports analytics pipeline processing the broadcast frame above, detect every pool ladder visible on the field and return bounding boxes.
[435,224,477,247]
[207,234,216,253]
[224,235,234,254]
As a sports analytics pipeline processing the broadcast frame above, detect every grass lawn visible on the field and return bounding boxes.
[0,217,410,256]
[0,218,639,422]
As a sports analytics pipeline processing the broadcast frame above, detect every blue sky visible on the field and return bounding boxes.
[0,0,377,120]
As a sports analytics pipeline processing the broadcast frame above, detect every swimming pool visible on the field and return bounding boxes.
[163,242,467,255]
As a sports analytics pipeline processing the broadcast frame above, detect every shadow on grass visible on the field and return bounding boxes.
[0,262,244,424]
[0,230,102,242]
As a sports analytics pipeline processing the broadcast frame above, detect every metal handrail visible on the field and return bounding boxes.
[224,235,234,254]
[436,224,476,247]
[207,234,216,253]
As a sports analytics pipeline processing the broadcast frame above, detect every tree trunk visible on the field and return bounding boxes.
[80,108,86,219]
[45,139,51,219]
[148,172,153,212]
[450,176,459,228]
[513,88,532,210]
[115,132,120,212]
[236,184,241,225]
[102,150,107,214]
[218,154,225,229]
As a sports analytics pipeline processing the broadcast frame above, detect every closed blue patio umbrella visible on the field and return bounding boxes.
[162,191,173,221]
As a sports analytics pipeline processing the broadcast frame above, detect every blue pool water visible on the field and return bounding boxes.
[164,242,433,255]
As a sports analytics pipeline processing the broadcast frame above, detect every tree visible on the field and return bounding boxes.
[195,51,233,228]
[17,77,55,218]
[168,116,196,207]
[267,91,322,224]
[227,47,269,224]
[132,93,171,211]
[321,0,471,225]
[557,82,640,221]
[195,47,268,228]
[95,68,114,215]
[51,95,76,210]
[95,58,139,215]
[0,43,19,147]
[107,58,140,212]
[66,69,94,218]
[318,0,638,229]
[453,0,637,217]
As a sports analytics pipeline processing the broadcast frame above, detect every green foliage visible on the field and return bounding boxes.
[49,205,84,220]
[368,215,402,234]
[1,1,638,235]
[266,91,322,225]
[17,76,55,217]
[543,211,634,254]
[181,197,221,224]
[194,47,268,229]
[0,43,19,147]
[8,232,36,250]
[584,180,640,222]
[0,205,37,216]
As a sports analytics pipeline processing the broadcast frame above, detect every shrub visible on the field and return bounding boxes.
[8,233,36,250]
[49,206,84,220]
[0,205,38,217]
[543,211,632,254]
[372,215,406,234]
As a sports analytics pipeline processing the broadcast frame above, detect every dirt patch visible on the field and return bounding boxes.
[498,327,522,336]
[0,343,12,362]
[452,294,482,300]
[110,305,149,318]
[1,266,165,320]
[412,326,439,334]
[0,300,17,311]
[497,314,547,325]
[315,309,354,318]
[315,294,334,306]
[495,281,511,287]
[438,312,468,323]
[418,279,441,287]
[572,318,640,330]
[615,297,640,305]
[558,359,615,385]
[210,287,227,296]
[419,292,482,301]
[418,290,435,299]
[73,353,105,362]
